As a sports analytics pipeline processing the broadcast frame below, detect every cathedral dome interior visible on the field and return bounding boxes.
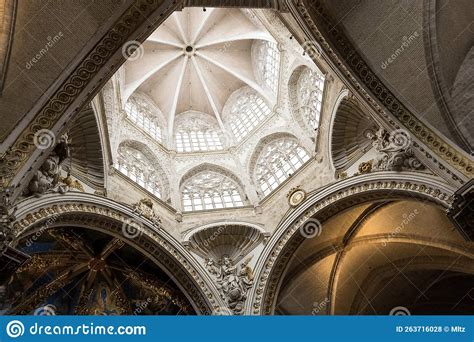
[0,0,472,317]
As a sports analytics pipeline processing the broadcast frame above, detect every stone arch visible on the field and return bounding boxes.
[288,64,326,135]
[248,132,299,175]
[179,162,246,190]
[328,90,377,174]
[247,132,310,197]
[122,92,168,146]
[117,140,171,200]
[173,110,225,150]
[179,163,249,210]
[248,171,457,314]
[11,192,225,314]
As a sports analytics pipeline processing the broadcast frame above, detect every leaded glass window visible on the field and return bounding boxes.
[255,138,310,196]
[175,118,223,152]
[182,171,244,211]
[254,41,280,93]
[297,68,325,130]
[124,98,162,142]
[229,92,271,141]
[116,146,162,198]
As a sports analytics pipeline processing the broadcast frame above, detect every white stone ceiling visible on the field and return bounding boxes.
[122,7,276,136]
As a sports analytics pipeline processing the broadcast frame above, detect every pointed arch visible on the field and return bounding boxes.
[249,133,310,197]
[174,111,224,152]
[222,86,273,142]
[123,93,166,144]
[252,39,280,94]
[116,140,170,200]
[288,65,325,134]
[179,163,247,211]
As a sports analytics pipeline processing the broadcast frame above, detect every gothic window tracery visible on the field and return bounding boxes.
[124,97,163,143]
[253,40,280,94]
[175,117,223,152]
[255,138,310,196]
[228,90,272,141]
[296,68,325,130]
[116,146,163,198]
[181,171,244,211]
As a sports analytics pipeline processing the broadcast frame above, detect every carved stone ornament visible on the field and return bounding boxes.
[366,128,425,172]
[131,198,161,226]
[59,174,85,192]
[287,186,307,207]
[25,134,70,197]
[205,255,254,315]
[0,188,16,253]
[358,160,373,174]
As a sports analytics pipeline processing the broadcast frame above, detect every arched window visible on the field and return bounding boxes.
[297,68,325,130]
[255,138,310,196]
[181,171,244,211]
[228,90,272,141]
[175,117,223,152]
[124,97,162,142]
[116,146,163,198]
[253,40,280,93]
